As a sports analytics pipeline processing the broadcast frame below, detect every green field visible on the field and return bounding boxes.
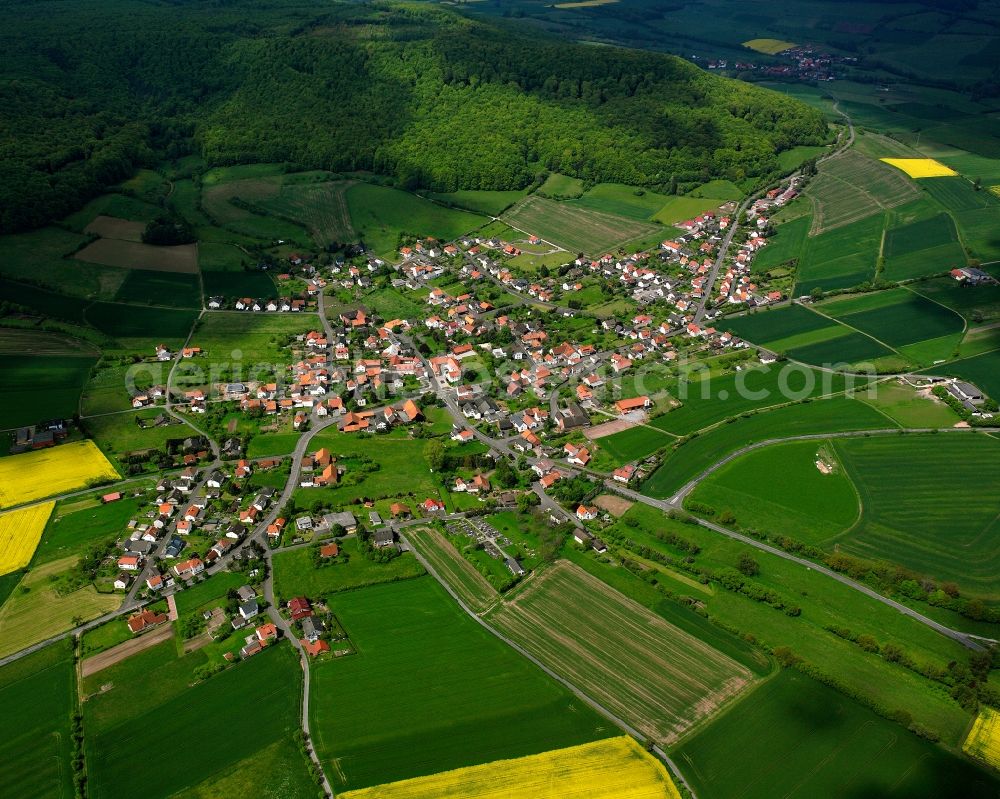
[36,492,147,564]
[687,439,860,542]
[503,195,659,254]
[919,348,1000,398]
[859,379,961,428]
[191,312,316,367]
[0,639,75,799]
[537,172,585,198]
[84,302,199,344]
[882,211,966,281]
[272,537,426,601]
[425,187,529,215]
[86,643,312,799]
[254,179,355,248]
[652,195,730,226]
[752,214,810,272]
[114,270,202,308]
[406,526,499,613]
[347,183,486,258]
[309,576,613,791]
[911,275,1000,323]
[674,669,999,799]
[642,397,894,499]
[570,183,674,221]
[0,277,90,323]
[83,409,186,463]
[794,212,884,295]
[0,353,96,429]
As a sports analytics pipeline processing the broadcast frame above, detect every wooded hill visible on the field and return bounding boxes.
[0,0,827,232]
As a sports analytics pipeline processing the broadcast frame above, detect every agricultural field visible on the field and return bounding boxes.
[686,439,859,543]
[34,491,146,565]
[503,196,659,254]
[406,526,498,613]
[113,270,202,308]
[965,706,1000,770]
[0,639,76,799]
[74,239,199,273]
[254,179,356,248]
[832,433,1000,598]
[189,311,317,370]
[882,211,966,282]
[0,277,90,323]
[642,397,893,500]
[82,409,187,464]
[652,195,730,226]
[743,38,796,54]
[426,188,530,215]
[675,669,999,799]
[858,379,960,428]
[84,215,146,241]
[919,348,1000,398]
[341,736,681,799]
[346,183,486,258]
[794,212,883,295]
[488,561,753,743]
[570,183,673,221]
[751,214,810,272]
[83,302,199,346]
[0,349,97,429]
[912,275,1000,324]
[805,149,918,234]
[85,643,313,799]
[272,537,426,601]
[536,173,585,198]
[310,576,612,792]
[881,158,957,178]
[0,555,121,659]
[0,501,55,576]
[0,440,119,509]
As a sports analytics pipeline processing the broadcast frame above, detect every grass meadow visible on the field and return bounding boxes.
[310,576,613,792]
[503,195,659,254]
[405,527,498,613]
[0,352,96,429]
[0,639,75,799]
[674,669,999,799]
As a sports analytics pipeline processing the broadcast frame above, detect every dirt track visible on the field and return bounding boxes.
[81,623,173,678]
[585,418,634,440]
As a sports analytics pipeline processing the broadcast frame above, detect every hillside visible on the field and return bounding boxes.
[0,0,827,232]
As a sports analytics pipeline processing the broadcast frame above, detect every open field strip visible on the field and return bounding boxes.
[964,706,1000,770]
[488,561,753,743]
[407,527,498,613]
[0,440,120,509]
[0,501,54,576]
[743,38,797,54]
[75,238,199,273]
[880,158,958,178]
[340,736,681,799]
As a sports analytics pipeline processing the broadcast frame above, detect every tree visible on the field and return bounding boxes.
[737,551,759,577]
[423,439,445,472]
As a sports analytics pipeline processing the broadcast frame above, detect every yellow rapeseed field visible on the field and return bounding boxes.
[743,38,797,55]
[340,736,683,799]
[964,707,1000,769]
[0,502,54,576]
[0,441,119,509]
[879,158,958,178]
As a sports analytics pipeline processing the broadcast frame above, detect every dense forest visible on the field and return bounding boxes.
[0,0,827,232]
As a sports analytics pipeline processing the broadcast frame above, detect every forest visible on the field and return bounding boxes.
[0,0,827,232]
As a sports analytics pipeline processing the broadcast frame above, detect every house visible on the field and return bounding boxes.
[555,403,589,432]
[240,639,264,659]
[101,491,123,504]
[267,517,286,541]
[390,502,411,519]
[118,554,142,572]
[423,497,446,513]
[320,542,340,558]
[301,616,323,642]
[173,557,205,579]
[256,623,279,643]
[238,597,259,620]
[289,597,313,621]
[612,464,637,484]
[564,443,591,466]
[301,638,331,657]
[373,528,395,548]
[614,396,651,415]
[321,511,357,533]
[539,470,562,489]
[113,573,132,590]
[577,504,599,521]
[128,608,168,634]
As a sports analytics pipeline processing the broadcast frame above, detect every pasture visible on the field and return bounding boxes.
[347,183,485,258]
[0,440,119,509]
[503,196,659,254]
[859,379,960,428]
[84,214,146,241]
[341,736,681,799]
[571,183,673,221]
[537,173,585,198]
[805,150,918,234]
[0,501,54,576]
[686,439,859,543]
[832,433,1000,598]
[83,409,186,463]
[191,311,316,366]
[0,351,96,429]
[272,538,425,600]
[652,196,729,226]
[309,576,612,792]
[0,639,75,799]
[674,669,999,799]
[86,643,311,799]
[0,555,121,659]
[488,561,753,744]
[406,526,498,613]
[75,238,199,273]
[427,188,529,215]
[35,492,146,565]
[642,397,893,499]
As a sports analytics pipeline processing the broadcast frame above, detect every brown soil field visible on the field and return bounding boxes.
[489,560,752,743]
[80,622,174,678]
[84,215,146,242]
[585,418,635,439]
[75,239,198,273]
[594,494,633,517]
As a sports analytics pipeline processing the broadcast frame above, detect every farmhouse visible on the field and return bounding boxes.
[615,396,651,415]
[127,608,168,634]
